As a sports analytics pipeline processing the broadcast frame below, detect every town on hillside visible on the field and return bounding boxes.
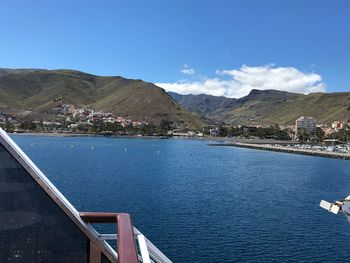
[0,103,350,154]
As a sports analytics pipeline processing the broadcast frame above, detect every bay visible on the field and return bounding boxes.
[11,135,350,263]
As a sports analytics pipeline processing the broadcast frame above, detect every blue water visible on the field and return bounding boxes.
[10,135,350,263]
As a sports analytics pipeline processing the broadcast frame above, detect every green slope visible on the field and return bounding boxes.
[257,92,350,124]
[0,69,203,129]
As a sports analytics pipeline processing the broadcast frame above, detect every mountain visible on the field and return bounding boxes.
[2,68,348,128]
[0,69,203,128]
[168,92,237,117]
[169,89,350,125]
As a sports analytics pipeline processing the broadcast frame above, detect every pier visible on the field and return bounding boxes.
[210,142,350,160]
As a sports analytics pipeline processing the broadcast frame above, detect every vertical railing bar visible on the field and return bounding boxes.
[137,234,151,263]
[133,227,173,263]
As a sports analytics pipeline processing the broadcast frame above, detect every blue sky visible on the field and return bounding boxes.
[0,0,349,97]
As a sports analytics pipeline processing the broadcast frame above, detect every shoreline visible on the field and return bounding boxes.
[8,132,350,160]
[210,142,350,160]
[9,132,239,142]
[9,132,230,141]
[10,132,93,137]
[8,132,171,139]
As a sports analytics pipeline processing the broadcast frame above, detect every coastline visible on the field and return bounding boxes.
[8,132,350,160]
[8,132,171,139]
[210,142,350,160]
[10,132,93,137]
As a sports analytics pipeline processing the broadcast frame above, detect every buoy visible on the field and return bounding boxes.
[124,148,127,152]
[157,150,160,154]
[91,146,94,150]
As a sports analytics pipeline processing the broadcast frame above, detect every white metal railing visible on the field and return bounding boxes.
[137,234,151,263]
[91,225,172,263]
[133,227,172,263]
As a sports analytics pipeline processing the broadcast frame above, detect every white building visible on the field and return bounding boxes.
[331,121,344,130]
[296,116,316,136]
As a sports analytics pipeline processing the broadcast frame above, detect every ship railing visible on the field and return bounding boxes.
[80,212,172,263]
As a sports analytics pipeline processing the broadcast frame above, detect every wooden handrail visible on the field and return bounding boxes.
[79,212,138,263]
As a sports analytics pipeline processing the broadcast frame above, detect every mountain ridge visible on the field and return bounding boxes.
[169,89,350,125]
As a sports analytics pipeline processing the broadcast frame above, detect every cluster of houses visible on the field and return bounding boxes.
[51,104,148,129]
[322,121,346,136]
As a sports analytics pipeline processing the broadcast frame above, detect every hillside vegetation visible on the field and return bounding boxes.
[170,89,350,125]
[0,69,202,129]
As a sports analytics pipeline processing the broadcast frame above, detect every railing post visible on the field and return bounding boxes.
[79,212,138,263]
[117,213,139,263]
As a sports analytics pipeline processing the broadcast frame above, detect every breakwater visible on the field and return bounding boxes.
[210,142,350,160]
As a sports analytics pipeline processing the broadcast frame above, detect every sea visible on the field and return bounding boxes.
[11,135,350,263]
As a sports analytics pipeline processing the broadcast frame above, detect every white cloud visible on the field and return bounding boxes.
[157,64,326,98]
[180,64,196,75]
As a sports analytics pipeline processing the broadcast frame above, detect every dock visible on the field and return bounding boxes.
[210,142,350,160]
